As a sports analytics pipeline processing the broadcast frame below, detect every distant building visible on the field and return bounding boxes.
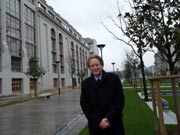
[145,65,155,77]
[0,0,90,95]
[84,38,99,56]
[154,52,180,75]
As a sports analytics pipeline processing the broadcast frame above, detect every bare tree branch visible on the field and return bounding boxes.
[102,22,139,57]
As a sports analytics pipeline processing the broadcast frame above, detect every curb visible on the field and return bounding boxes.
[54,113,87,135]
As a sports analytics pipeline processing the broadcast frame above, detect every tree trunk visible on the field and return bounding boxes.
[139,49,148,101]
[169,65,180,134]
[34,79,37,97]
[72,77,74,89]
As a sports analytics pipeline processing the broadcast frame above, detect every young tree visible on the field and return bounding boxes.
[25,57,46,96]
[66,57,76,88]
[139,0,180,75]
[124,51,140,87]
[77,69,87,83]
[129,51,140,84]
[103,1,150,100]
[137,0,180,131]
[124,58,132,84]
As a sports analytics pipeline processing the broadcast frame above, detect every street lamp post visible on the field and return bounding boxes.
[111,62,115,72]
[97,44,105,58]
[56,61,61,95]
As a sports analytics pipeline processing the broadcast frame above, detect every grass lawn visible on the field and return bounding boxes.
[79,88,155,135]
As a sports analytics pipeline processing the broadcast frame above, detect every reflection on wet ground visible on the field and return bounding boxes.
[0,90,82,135]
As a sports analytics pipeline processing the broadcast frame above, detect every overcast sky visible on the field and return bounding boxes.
[46,0,154,71]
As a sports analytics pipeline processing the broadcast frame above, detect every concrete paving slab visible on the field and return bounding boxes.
[146,101,177,125]
[137,92,177,125]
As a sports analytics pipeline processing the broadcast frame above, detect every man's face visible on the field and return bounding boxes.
[89,58,103,77]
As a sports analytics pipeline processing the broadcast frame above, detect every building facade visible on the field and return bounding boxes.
[154,52,180,75]
[154,52,169,75]
[0,0,90,95]
[84,38,99,56]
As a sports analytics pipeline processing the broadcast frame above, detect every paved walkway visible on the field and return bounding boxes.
[0,94,30,105]
[0,89,87,135]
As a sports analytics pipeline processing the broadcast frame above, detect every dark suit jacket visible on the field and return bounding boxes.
[80,71,125,135]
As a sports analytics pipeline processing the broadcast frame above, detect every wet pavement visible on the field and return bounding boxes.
[0,89,87,135]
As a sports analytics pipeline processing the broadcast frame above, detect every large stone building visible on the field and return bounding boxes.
[0,0,91,95]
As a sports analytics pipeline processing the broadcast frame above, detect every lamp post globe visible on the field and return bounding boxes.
[111,62,115,72]
[97,44,105,58]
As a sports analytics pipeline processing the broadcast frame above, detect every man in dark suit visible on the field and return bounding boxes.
[80,55,125,135]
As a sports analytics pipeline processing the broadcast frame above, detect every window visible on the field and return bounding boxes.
[25,6,35,26]
[80,48,83,71]
[85,51,88,69]
[60,56,64,65]
[0,79,2,93]
[51,29,57,73]
[25,25,35,44]
[61,65,64,73]
[82,49,85,70]
[59,34,63,54]
[11,56,21,72]
[12,79,22,93]
[24,6,36,57]
[0,54,1,72]
[60,55,64,73]
[51,29,56,51]
[52,52,57,73]
[0,33,1,53]
[76,45,79,72]
[69,29,73,33]
[6,0,20,18]
[48,11,54,18]
[59,34,64,73]
[0,8,1,53]
[53,79,58,88]
[7,37,21,57]
[56,18,61,25]
[61,78,65,87]
[71,42,75,74]
[71,42,75,58]
[26,43,36,58]
[53,64,57,73]
[30,79,36,95]
[27,0,34,4]
[6,15,21,39]
[52,53,56,63]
